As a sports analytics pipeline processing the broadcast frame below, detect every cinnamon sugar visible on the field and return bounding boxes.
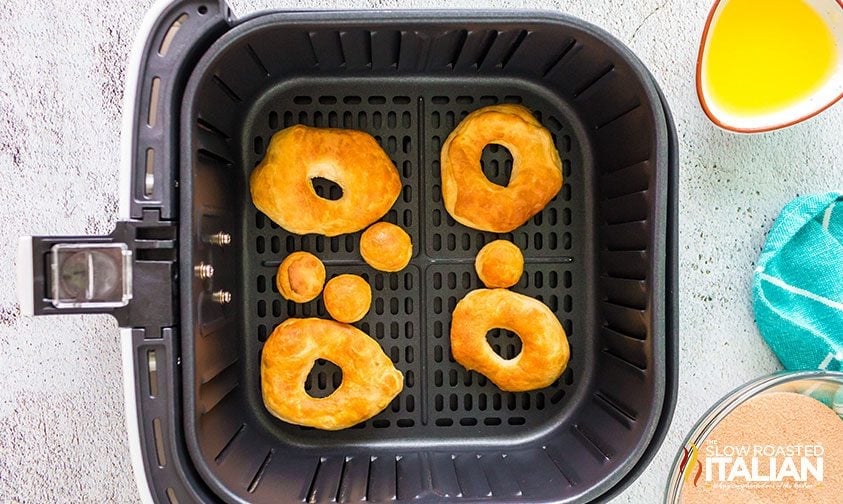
[681,392,843,503]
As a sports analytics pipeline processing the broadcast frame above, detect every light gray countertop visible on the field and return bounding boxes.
[1,0,842,502]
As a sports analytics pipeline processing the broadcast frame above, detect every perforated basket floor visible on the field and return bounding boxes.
[182,11,673,504]
[245,81,585,441]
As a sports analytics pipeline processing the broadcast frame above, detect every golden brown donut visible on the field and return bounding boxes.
[276,251,326,303]
[360,222,413,272]
[261,318,403,430]
[475,240,524,288]
[440,104,563,232]
[250,125,402,236]
[450,289,569,391]
[323,274,372,323]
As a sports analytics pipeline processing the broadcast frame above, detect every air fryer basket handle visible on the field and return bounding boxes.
[18,214,177,330]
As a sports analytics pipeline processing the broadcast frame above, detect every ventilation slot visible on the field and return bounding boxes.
[303,31,319,68]
[603,347,647,372]
[550,388,566,405]
[595,103,642,130]
[335,31,348,68]
[158,14,187,56]
[197,148,233,167]
[572,424,611,461]
[147,77,160,127]
[336,30,374,70]
[336,456,372,502]
[305,459,321,502]
[247,450,274,493]
[573,65,615,98]
[245,43,270,77]
[544,445,579,486]
[594,391,636,428]
[212,75,243,103]
[543,39,577,77]
[147,350,158,397]
[602,193,649,224]
[197,117,230,140]
[333,458,350,502]
[499,30,528,68]
[602,276,647,309]
[153,418,167,467]
[602,300,647,339]
[214,424,246,464]
[307,30,346,70]
[369,31,401,70]
[143,148,155,197]
[474,30,498,68]
[602,251,647,280]
[201,365,240,416]
[453,454,494,498]
[603,222,649,251]
[362,456,399,502]
[602,165,650,198]
[448,30,468,68]
[200,357,240,387]
[363,30,374,69]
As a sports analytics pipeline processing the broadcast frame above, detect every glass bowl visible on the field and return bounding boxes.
[665,371,843,502]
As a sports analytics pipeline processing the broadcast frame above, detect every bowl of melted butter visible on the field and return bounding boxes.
[697,0,843,132]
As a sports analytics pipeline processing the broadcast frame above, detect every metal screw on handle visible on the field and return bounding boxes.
[194,262,214,279]
[208,232,231,246]
[212,290,231,304]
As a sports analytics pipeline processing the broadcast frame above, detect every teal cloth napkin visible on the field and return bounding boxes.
[753,192,843,371]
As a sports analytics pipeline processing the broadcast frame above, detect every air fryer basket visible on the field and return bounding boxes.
[182,10,674,504]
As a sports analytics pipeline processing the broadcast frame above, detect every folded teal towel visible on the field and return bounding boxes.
[753,192,843,371]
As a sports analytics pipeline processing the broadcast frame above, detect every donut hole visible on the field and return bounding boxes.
[304,358,343,398]
[485,328,523,360]
[480,143,514,188]
[310,177,343,201]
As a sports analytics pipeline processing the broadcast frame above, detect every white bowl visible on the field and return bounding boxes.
[697,0,843,133]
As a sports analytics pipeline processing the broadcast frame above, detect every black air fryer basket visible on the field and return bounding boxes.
[19,1,677,502]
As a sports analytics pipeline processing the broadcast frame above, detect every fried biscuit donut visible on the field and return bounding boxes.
[323,274,372,323]
[450,289,569,391]
[261,318,403,430]
[475,240,524,288]
[440,104,563,232]
[250,125,402,236]
[360,222,412,272]
[276,251,326,303]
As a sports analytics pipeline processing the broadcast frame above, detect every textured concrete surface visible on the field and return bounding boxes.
[1,0,842,502]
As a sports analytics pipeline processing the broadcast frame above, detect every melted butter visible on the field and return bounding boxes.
[703,0,838,116]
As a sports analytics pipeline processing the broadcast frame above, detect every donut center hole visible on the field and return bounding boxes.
[485,328,523,360]
[304,359,343,398]
[480,143,513,188]
[311,177,343,201]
